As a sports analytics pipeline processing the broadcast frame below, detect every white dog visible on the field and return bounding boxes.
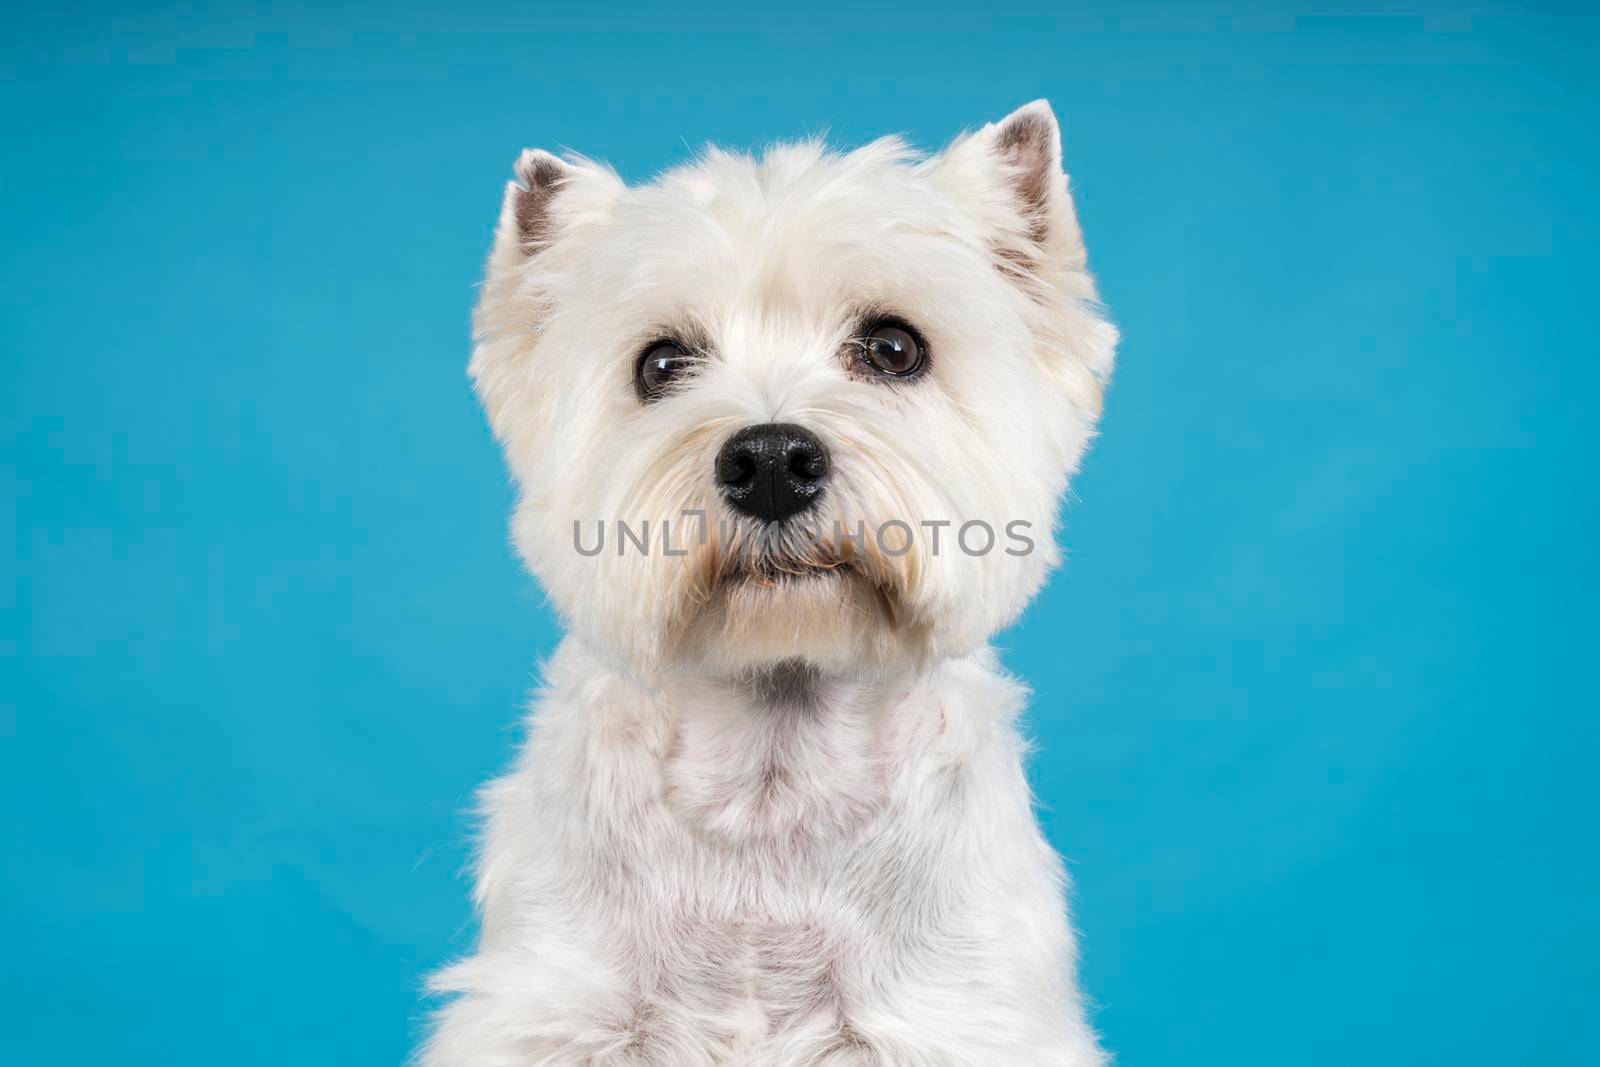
[424,102,1117,1066]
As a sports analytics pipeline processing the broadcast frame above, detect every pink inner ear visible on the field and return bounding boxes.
[992,111,1059,243]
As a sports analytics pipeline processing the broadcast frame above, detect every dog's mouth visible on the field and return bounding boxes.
[676,514,915,639]
[688,522,856,592]
[670,525,926,668]
[726,556,852,585]
[719,553,908,630]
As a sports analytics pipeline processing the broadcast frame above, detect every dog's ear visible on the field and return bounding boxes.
[488,148,622,271]
[492,149,577,266]
[985,101,1068,248]
[934,100,1086,274]
[474,150,621,445]
[933,102,1115,412]
[504,149,573,254]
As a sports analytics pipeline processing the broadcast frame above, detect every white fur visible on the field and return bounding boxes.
[425,102,1117,1065]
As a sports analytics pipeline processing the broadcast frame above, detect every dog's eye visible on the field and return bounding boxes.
[636,341,696,401]
[858,320,926,379]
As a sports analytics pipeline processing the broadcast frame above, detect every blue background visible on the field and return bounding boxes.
[4,3,1595,1064]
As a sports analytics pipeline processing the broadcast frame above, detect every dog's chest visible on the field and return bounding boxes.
[639,696,906,1051]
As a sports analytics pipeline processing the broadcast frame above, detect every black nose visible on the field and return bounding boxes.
[715,423,831,524]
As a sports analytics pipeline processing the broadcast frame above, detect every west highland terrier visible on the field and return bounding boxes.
[424,102,1118,1066]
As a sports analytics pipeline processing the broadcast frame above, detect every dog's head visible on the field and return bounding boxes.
[473,102,1115,677]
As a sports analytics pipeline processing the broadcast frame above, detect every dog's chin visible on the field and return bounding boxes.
[670,563,929,675]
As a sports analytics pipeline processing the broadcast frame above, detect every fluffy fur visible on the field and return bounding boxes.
[425,102,1117,1066]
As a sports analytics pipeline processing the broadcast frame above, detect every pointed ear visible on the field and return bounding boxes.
[474,148,614,446]
[935,100,1085,271]
[932,103,1115,412]
[495,149,580,261]
[986,101,1065,245]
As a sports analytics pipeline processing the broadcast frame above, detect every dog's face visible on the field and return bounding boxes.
[473,102,1115,677]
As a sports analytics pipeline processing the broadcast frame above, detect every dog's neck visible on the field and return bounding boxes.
[645,655,910,847]
[742,659,823,710]
[650,656,924,720]
[574,635,930,716]
[554,637,975,849]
